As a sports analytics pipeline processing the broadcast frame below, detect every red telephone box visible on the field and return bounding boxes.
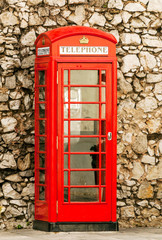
[34,26,118,232]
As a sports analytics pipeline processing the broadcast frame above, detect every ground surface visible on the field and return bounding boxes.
[1,228,162,240]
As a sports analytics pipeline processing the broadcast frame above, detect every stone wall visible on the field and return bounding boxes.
[0,0,162,229]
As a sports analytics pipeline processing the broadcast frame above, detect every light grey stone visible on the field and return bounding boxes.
[146,159,162,180]
[124,3,145,12]
[27,0,42,5]
[0,104,9,111]
[0,12,19,26]
[121,33,141,45]
[108,0,123,10]
[20,20,28,29]
[136,97,158,112]
[17,71,33,89]
[0,152,17,170]
[137,181,154,199]
[2,132,17,144]
[21,55,35,69]
[6,206,23,217]
[146,118,161,134]
[43,18,57,27]
[142,34,162,48]
[20,29,36,47]
[0,47,4,53]
[139,52,156,70]
[44,0,65,6]
[21,183,34,197]
[2,183,21,199]
[118,98,135,112]
[69,0,87,3]
[147,74,162,83]
[5,76,16,89]
[89,12,106,27]
[68,6,85,25]
[133,78,143,93]
[110,30,119,43]
[38,7,49,17]
[0,206,5,214]
[117,201,126,206]
[10,91,22,100]
[29,14,43,26]
[17,153,30,171]
[9,100,21,110]
[154,82,162,101]
[130,18,146,28]
[24,94,31,110]
[0,57,21,70]
[111,14,122,26]
[121,55,140,73]
[132,161,144,180]
[157,183,162,199]
[117,70,133,94]
[24,136,35,145]
[10,200,27,206]
[125,180,136,187]
[121,206,135,218]
[132,134,147,154]
[6,0,18,3]
[1,117,17,133]
[141,155,155,165]
[0,93,8,102]
[159,140,162,155]
[137,200,148,207]
[5,174,23,182]
[147,0,162,12]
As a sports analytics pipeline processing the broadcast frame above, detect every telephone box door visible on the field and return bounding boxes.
[57,63,113,222]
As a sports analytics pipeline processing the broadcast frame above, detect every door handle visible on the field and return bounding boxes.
[107,132,112,141]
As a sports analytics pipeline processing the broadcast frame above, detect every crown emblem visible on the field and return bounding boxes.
[42,37,45,45]
[80,36,89,44]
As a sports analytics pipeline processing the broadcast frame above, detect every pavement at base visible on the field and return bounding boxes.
[0,228,162,240]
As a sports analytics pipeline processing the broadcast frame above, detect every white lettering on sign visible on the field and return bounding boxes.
[60,46,108,55]
[38,47,50,56]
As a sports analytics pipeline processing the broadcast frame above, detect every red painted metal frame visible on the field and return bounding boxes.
[35,26,117,224]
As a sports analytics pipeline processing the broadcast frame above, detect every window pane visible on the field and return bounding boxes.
[71,70,99,85]
[39,170,45,184]
[101,154,106,169]
[101,104,106,119]
[101,171,106,185]
[39,87,45,101]
[101,70,106,85]
[70,137,99,152]
[39,104,45,118]
[39,186,45,200]
[39,137,45,151]
[70,87,99,102]
[64,104,68,118]
[64,154,68,169]
[70,121,99,135]
[64,87,68,102]
[64,70,68,85]
[64,138,68,152]
[70,104,99,118]
[70,188,99,202]
[70,171,99,186]
[64,121,68,136]
[39,120,45,135]
[101,138,106,152]
[39,153,45,168]
[70,154,99,169]
[101,187,106,202]
[64,171,68,185]
[101,87,106,102]
[64,188,68,202]
[39,71,45,85]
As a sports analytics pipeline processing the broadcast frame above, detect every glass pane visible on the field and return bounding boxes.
[70,154,99,169]
[39,120,45,135]
[39,170,45,184]
[64,138,68,152]
[101,104,106,119]
[70,121,99,135]
[70,87,99,102]
[39,137,45,151]
[101,187,106,202]
[39,186,45,200]
[39,104,45,118]
[101,154,106,169]
[64,188,68,202]
[101,87,106,102]
[64,121,68,136]
[64,155,68,169]
[39,153,45,168]
[101,120,106,135]
[39,87,45,101]
[71,70,99,85]
[70,188,99,202]
[64,104,68,118]
[64,70,68,85]
[101,171,106,185]
[70,137,99,152]
[64,171,68,185]
[71,171,99,186]
[39,71,45,85]
[101,70,106,85]
[70,104,99,118]
[64,87,68,102]
[101,138,106,152]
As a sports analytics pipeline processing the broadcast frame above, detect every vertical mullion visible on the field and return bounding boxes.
[68,70,71,203]
[99,69,101,203]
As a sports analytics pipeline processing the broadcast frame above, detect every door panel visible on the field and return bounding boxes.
[57,63,112,222]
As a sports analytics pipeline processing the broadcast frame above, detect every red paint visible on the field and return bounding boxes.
[35,26,117,223]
